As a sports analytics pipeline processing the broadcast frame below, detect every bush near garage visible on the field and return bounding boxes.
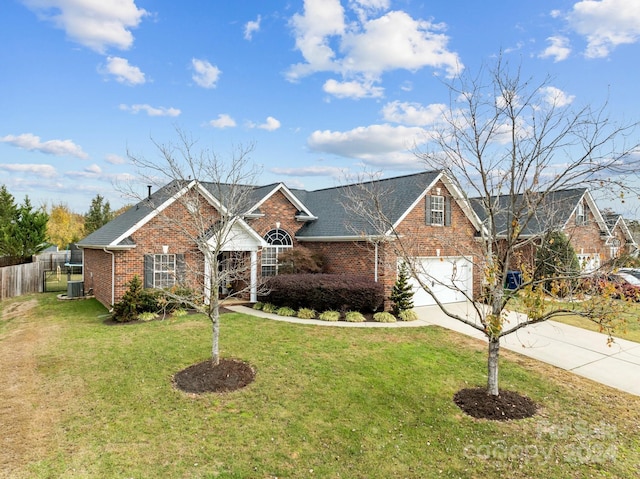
[262,274,384,313]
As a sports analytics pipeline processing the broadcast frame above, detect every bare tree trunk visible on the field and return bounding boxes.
[487,338,500,396]
[211,305,220,366]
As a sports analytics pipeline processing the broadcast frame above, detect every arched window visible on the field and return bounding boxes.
[261,228,292,276]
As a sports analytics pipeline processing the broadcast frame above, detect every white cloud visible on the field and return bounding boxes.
[249,116,281,131]
[119,103,181,117]
[22,0,147,53]
[308,123,427,166]
[0,163,58,178]
[102,56,145,85]
[244,15,261,40]
[323,78,383,99]
[105,153,126,165]
[209,114,237,129]
[288,0,346,80]
[381,101,446,126]
[67,164,103,178]
[1,133,88,159]
[539,35,572,62]
[191,58,221,88]
[566,0,640,58]
[540,86,576,107]
[287,1,462,91]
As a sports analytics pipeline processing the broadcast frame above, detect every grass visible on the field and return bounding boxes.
[507,295,640,343]
[1,293,640,478]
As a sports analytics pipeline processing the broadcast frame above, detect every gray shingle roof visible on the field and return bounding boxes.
[294,171,442,238]
[470,188,588,236]
[77,172,443,248]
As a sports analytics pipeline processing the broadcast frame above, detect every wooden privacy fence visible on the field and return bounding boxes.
[0,261,44,300]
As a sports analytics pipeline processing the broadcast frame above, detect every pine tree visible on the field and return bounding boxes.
[390,263,415,316]
[84,194,113,235]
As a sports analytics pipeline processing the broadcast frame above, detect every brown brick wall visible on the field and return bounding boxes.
[83,248,113,307]
[563,210,607,265]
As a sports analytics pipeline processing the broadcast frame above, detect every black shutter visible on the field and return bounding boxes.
[144,254,153,288]
[425,195,432,225]
[176,254,186,285]
[444,197,452,226]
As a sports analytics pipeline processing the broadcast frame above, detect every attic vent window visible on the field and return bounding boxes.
[576,201,586,225]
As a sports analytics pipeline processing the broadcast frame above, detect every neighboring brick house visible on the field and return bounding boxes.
[77,171,634,310]
[470,188,637,273]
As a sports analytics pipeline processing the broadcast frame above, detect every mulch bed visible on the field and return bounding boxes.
[173,358,256,394]
[453,387,538,420]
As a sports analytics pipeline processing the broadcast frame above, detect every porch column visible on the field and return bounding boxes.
[250,250,258,302]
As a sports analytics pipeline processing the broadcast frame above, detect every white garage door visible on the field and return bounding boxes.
[407,257,473,306]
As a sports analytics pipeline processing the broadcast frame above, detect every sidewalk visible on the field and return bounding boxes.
[227,302,640,396]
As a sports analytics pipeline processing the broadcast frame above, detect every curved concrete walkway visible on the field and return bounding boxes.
[228,302,640,397]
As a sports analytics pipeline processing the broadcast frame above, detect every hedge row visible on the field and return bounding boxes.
[261,274,384,313]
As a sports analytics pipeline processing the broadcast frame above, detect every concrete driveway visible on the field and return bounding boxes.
[415,302,640,397]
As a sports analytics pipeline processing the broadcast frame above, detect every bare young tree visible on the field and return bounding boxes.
[124,130,262,365]
[346,59,640,397]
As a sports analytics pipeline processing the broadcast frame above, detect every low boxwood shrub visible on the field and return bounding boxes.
[262,274,384,312]
[319,310,341,321]
[373,311,396,323]
[276,306,296,317]
[253,302,264,310]
[345,311,366,323]
[297,308,316,319]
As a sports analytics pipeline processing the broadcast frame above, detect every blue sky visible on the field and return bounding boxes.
[1,0,639,213]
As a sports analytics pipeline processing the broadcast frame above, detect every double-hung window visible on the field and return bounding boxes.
[154,254,176,288]
[426,195,450,226]
[144,253,185,289]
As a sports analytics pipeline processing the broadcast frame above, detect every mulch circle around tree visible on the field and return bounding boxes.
[173,358,256,394]
[453,387,538,421]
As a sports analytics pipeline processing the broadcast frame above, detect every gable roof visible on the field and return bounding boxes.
[469,188,609,237]
[293,171,445,239]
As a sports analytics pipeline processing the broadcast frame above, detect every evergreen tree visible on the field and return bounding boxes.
[0,195,49,260]
[534,231,580,296]
[84,194,113,235]
[390,262,415,315]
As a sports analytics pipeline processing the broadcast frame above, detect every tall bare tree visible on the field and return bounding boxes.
[346,59,640,396]
[124,130,261,365]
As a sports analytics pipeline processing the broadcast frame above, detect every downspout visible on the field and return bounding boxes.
[374,241,379,282]
[103,248,115,311]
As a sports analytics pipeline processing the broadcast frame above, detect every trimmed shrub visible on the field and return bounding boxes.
[262,274,384,312]
[319,310,341,321]
[398,309,418,321]
[253,302,264,310]
[297,308,317,319]
[373,311,396,323]
[276,306,296,317]
[345,311,366,323]
[261,303,278,314]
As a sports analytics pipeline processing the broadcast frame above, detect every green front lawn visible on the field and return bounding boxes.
[1,293,639,478]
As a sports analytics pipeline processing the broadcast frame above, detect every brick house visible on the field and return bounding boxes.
[77,171,635,310]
